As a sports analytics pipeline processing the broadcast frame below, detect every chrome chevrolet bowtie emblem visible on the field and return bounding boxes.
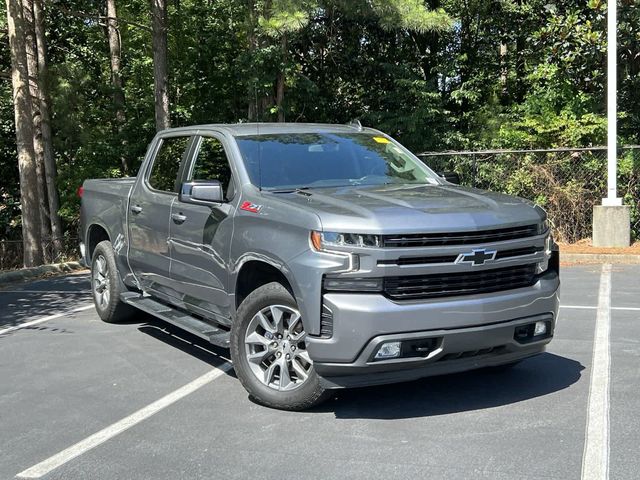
[456,248,497,266]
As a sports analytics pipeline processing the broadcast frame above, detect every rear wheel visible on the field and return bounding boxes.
[231,282,328,410]
[91,240,134,323]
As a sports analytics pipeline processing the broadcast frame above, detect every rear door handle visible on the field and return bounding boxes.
[131,205,143,214]
[171,213,187,224]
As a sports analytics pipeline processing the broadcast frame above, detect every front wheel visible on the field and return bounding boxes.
[230,282,328,410]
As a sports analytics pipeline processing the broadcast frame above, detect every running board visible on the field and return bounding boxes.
[121,293,230,347]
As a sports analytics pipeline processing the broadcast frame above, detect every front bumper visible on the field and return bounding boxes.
[306,270,559,389]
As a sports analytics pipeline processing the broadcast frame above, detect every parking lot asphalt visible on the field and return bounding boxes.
[0,264,637,480]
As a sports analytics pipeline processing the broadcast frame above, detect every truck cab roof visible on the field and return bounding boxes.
[156,122,380,137]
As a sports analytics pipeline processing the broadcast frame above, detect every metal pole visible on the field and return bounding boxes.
[604,0,622,206]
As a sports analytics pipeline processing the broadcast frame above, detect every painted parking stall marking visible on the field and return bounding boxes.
[16,362,233,479]
[0,304,94,336]
[581,264,612,480]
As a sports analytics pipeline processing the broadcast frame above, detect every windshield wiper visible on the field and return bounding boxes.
[266,187,311,194]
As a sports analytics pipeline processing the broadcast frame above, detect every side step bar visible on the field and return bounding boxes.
[121,293,230,347]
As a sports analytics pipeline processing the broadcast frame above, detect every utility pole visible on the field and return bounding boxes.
[603,0,621,207]
[592,0,630,247]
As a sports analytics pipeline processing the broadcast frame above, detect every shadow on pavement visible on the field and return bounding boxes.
[139,322,235,377]
[317,353,583,419]
[0,273,91,328]
[140,317,581,418]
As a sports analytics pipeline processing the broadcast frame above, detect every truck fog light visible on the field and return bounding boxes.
[534,321,547,336]
[374,341,402,360]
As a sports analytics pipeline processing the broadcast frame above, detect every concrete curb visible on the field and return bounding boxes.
[560,252,640,264]
[0,261,86,287]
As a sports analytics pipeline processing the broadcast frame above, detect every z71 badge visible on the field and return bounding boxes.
[240,201,263,213]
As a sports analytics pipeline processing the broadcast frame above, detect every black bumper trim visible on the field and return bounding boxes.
[316,346,546,389]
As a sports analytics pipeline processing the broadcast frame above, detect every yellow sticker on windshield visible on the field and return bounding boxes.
[372,136,390,144]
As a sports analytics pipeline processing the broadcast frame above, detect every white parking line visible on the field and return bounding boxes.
[581,263,611,480]
[16,363,233,479]
[0,304,94,336]
[0,290,90,294]
[561,305,639,312]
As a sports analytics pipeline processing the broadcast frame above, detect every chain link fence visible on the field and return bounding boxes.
[2,146,639,269]
[418,146,640,243]
[0,235,79,271]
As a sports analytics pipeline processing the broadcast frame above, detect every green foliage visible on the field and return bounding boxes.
[1,0,639,244]
[368,0,452,32]
[495,64,608,148]
[258,0,311,36]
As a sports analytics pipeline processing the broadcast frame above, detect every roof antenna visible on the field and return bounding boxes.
[348,119,363,132]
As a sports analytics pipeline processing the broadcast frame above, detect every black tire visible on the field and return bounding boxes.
[230,282,329,411]
[91,240,135,323]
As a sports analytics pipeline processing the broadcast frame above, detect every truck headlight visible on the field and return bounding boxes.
[310,231,381,250]
[537,218,550,235]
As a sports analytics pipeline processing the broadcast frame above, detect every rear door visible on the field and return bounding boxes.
[128,134,193,297]
[168,133,236,322]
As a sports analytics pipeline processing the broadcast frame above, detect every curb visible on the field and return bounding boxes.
[0,261,86,287]
[560,252,640,264]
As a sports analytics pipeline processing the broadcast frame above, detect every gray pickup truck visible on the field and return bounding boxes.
[80,123,559,410]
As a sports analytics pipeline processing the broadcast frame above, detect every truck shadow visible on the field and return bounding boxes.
[138,321,235,375]
[136,318,582,418]
[317,353,583,419]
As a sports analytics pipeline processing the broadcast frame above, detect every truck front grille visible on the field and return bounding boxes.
[383,264,537,300]
[382,224,539,248]
[377,245,543,266]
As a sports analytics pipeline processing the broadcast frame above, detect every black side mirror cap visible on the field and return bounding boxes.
[180,180,224,204]
[440,172,460,184]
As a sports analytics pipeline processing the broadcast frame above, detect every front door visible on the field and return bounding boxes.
[128,134,192,297]
[169,134,235,323]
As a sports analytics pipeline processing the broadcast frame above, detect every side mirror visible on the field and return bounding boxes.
[440,172,460,185]
[180,180,223,204]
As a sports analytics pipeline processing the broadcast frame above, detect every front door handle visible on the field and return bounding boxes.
[131,205,143,214]
[171,213,187,224]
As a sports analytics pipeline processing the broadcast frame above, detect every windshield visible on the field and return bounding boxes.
[234,132,440,191]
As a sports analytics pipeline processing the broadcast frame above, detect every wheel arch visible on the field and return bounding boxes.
[235,259,296,310]
[86,223,111,262]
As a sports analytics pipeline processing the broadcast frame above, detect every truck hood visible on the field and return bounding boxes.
[266,184,543,234]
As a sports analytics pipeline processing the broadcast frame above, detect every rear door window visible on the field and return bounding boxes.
[148,136,190,193]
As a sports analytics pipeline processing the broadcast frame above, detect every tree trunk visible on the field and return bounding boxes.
[499,42,508,98]
[106,0,128,173]
[5,0,44,267]
[247,0,257,121]
[33,0,63,259]
[151,0,170,130]
[275,35,287,122]
[23,0,51,263]
[275,73,284,122]
[514,33,525,103]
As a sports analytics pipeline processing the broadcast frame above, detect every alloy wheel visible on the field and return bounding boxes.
[244,304,312,391]
[92,254,111,309]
